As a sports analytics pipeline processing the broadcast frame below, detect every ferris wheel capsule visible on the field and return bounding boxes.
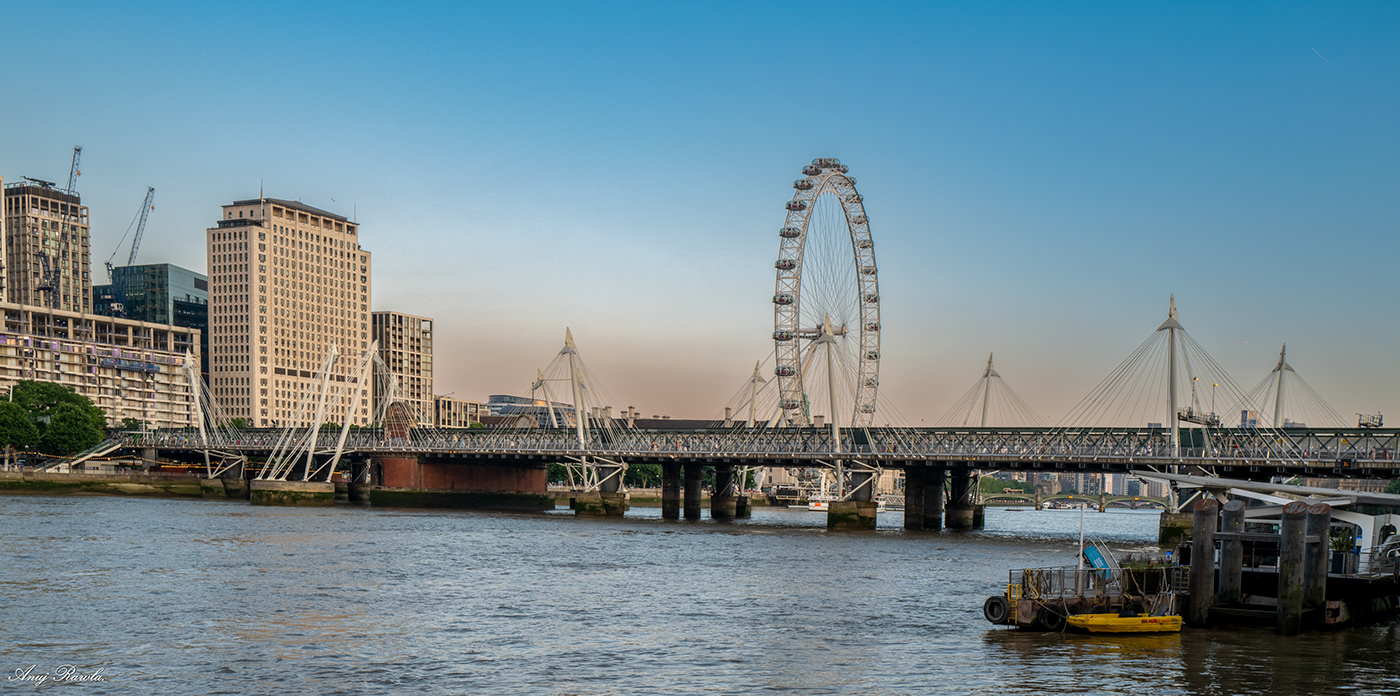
[855,238,873,249]
[863,293,879,303]
[775,365,797,377]
[779,398,801,410]
[864,350,880,361]
[860,266,876,276]
[786,200,807,211]
[850,214,867,225]
[775,259,797,270]
[859,403,876,413]
[772,293,794,305]
[864,377,879,388]
[772,330,795,341]
[802,164,822,176]
[794,179,814,190]
[780,226,801,238]
[864,321,880,332]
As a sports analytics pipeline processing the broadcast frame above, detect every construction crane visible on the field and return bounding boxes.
[104,187,156,317]
[67,146,82,194]
[35,252,59,309]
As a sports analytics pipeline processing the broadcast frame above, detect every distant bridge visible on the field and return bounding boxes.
[122,425,1400,478]
[980,492,1169,510]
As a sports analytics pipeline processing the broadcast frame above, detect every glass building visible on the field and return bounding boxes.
[94,263,209,380]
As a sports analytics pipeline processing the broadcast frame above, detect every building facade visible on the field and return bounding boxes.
[94,263,209,381]
[371,311,433,424]
[434,395,487,428]
[0,302,200,427]
[207,198,371,428]
[2,180,92,312]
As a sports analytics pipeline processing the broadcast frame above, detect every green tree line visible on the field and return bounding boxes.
[0,381,108,456]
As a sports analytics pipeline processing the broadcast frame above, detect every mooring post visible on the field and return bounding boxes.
[924,466,945,529]
[683,463,702,520]
[903,465,926,530]
[1188,497,1219,627]
[1218,499,1245,606]
[1304,503,1332,618]
[1277,500,1309,636]
[661,462,681,520]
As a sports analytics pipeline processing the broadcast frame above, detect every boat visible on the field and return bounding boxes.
[1066,613,1182,633]
[807,494,836,512]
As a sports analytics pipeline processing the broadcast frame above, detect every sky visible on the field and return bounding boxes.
[4,1,1398,425]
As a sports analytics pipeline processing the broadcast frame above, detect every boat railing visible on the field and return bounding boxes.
[1011,566,1186,601]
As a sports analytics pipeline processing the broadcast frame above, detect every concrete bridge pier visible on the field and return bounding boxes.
[903,464,925,530]
[829,469,878,531]
[945,469,976,530]
[369,455,554,511]
[924,466,946,529]
[661,463,681,520]
[597,462,629,517]
[347,460,371,504]
[250,479,335,506]
[711,464,737,521]
[683,463,703,520]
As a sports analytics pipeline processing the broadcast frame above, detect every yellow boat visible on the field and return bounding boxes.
[1066,614,1183,634]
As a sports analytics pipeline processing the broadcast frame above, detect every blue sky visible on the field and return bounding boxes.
[5,1,1398,423]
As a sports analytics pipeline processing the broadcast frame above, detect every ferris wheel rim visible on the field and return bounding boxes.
[771,158,881,427]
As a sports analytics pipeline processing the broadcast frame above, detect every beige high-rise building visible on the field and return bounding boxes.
[3,179,91,312]
[207,198,371,428]
[371,311,433,424]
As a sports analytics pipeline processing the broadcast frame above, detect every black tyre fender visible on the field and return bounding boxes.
[983,595,1010,624]
[1037,606,1067,631]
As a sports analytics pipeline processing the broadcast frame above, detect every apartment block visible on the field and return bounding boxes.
[371,311,433,424]
[2,180,91,312]
[0,302,200,427]
[434,395,487,428]
[207,198,371,427]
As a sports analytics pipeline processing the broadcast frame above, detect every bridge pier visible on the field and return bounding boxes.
[661,462,681,520]
[924,466,945,529]
[250,479,335,506]
[711,464,737,521]
[828,468,877,531]
[369,456,554,511]
[683,463,703,520]
[903,465,925,530]
[348,460,371,504]
[945,469,976,530]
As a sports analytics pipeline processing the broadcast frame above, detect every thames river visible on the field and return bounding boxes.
[2,496,1397,695]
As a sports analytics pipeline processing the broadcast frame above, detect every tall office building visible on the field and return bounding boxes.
[371,311,433,424]
[207,198,371,428]
[95,263,209,380]
[2,179,91,312]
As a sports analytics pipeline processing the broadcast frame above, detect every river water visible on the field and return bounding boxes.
[1,496,1397,695]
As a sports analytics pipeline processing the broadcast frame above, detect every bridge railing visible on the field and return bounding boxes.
[119,427,1399,464]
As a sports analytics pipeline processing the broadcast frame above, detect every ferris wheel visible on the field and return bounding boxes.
[772,158,880,428]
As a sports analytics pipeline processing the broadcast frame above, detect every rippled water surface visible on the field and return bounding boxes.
[2,496,1397,694]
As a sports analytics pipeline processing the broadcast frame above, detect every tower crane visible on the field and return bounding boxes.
[66,146,82,194]
[104,187,156,317]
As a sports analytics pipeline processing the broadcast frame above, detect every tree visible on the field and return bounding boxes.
[624,462,662,488]
[0,401,40,451]
[41,402,103,455]
[1387,480,1400,495]
[11,380,106,431]
[121,417,144,430]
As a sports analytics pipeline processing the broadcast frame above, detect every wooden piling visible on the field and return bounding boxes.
[1187,497,1219,627]
[1218,499,1245,606]
[1304,503,1332,616]
[1277,500,1309,636]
